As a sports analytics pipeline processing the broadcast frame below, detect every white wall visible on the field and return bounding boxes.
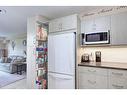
[79,46,127,63]
[0,42,6,49]
[7,33,27,57]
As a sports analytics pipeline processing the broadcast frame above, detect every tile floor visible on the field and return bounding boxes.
[1,78,27,89]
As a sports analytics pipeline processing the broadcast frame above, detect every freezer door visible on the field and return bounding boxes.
[48,33,76,75]
[48,72,75,89]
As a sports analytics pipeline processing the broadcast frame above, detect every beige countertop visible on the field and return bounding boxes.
[78,62,127,70]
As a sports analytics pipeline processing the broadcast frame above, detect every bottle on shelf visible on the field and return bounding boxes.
[35,22,48,89]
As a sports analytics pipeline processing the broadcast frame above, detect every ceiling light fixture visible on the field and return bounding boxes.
[0,9,6,15]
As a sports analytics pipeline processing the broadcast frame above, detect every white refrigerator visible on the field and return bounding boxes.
[48,32,76,89]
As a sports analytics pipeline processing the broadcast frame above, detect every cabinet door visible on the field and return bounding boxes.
[109,77,127,89]
[82,16,110,33]
[62,14,77,31]
[78,67,108,89]
[49,18,62,33]
[78,73,96,89]
[84,19,94,33]
[108,69,127,89]
[78,73,108,89]
[111,12,127,45]
[95,16,111,31]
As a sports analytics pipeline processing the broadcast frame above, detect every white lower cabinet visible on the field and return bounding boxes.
[79,74,108,89]
[78,67,108,89]
[109,78,127,89]
[78,66,127,89]
[108,69,127,89]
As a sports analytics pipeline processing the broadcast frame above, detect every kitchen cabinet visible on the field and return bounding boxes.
[49,14,77,33]
[111,12,127,45]
[78,66,108,89]
[81,16,111,33]
[95,16,110,31]
[81,19,94,33]
[62,14,77,31]
[78,66,127,89]
[108,69,127,89]
[49,18,62,33]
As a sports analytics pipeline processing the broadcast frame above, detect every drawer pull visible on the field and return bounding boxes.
[112,84,124,89]
[112,72,123,76]
[88,80,96,84]
[88,69,96,73]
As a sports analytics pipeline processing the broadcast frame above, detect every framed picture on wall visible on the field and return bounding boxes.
[23,40,27,46]
[11,41,16,50]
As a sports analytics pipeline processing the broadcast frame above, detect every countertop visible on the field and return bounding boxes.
[78,62,127,70]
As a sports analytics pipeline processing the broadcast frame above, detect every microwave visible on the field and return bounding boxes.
[81,31,110,45]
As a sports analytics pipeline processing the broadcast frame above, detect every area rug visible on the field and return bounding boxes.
[0,71,26,88]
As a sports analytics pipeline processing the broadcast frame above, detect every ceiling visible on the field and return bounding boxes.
[0,6,104,37]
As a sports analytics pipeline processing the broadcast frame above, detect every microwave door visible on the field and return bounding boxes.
[85,31,109,45]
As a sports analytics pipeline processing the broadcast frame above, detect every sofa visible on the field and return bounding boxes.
[0,55,26,73]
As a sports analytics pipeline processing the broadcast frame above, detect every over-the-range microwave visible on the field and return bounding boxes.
[81,31,110,45]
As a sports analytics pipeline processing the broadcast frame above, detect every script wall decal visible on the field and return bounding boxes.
[81,6,127,19]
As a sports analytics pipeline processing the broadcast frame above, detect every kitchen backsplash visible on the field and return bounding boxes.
[79,46,127,63]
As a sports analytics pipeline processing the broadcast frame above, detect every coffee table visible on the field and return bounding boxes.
[13,63,26,75]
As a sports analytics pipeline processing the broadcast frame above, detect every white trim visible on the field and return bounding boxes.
[48,29,77,35]
[85,41,109,45]
[85,31,109,34]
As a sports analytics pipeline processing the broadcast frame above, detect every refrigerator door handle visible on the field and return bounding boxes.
[49,74,72,80]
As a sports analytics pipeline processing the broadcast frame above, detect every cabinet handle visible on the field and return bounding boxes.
[112,72,123,76]
[88,80,96,84]
[88,69,96,73]
[59,23,62,30]
[112,84,124,89]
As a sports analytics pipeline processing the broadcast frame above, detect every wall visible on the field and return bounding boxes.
[0,42,6,49]
[79,46,127,63]
[80,6,127,20]
[78,6,127,63]
[7,33,27,57]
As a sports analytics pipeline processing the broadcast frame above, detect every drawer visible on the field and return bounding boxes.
[78,66,108,76]
[109,77,127,89]
[108,69,127,79]
[78,74,108,89]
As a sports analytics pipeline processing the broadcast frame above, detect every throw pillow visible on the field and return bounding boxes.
[13,59,22,64]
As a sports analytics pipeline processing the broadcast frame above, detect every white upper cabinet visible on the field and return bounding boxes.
[95,16,110,31]
[49,18,62,32]
[81,16,111,33]
[49,14,77,33]
[83,19,94,33]
[62,14,77,31]
[111,12,127,45]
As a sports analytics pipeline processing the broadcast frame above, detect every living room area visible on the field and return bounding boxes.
[0,6,27,88]
[0,34,27,88]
